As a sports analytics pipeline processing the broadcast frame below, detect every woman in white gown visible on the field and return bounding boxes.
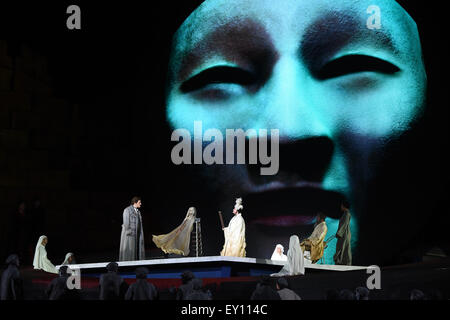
[33,235,58,274]
[271,244,288,261]
[152,207,197,256]
[271,235,304,277]
[220,198,246,257]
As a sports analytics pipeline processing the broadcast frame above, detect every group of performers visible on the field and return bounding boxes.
[30,196,351,276]
[31,236,76,274]
[116,196,352,276]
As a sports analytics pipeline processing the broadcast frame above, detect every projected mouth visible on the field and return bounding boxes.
[244,187,346,227]
[252,215,316,226]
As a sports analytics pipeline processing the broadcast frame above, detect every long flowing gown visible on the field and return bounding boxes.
[152,208,197,256]
[220,213,246,257]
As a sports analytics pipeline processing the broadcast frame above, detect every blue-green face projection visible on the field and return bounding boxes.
[165,0,426,263]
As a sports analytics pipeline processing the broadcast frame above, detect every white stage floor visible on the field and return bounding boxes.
[57,256,368,274]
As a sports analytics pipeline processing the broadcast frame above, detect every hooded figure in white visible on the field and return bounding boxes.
[271,235,304,277]
[152,207,197,256]
[33,235,58,274]
[220,198,246,257]
[61,252,75,265]
[271,244,288,261]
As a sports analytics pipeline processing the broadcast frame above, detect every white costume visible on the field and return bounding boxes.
[220,198,246,257]
[271,244,288,261]
[33,236,58,274]
[271,235,305,277]
[61,252,74,265]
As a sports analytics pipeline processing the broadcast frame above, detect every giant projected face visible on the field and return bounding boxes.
[165,0,426,263]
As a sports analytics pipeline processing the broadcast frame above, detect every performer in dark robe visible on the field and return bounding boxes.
[119,197,145,261]
[99,262,128,300]
[0,254,23,300]
[176,270,195,300]
[333,202,352,265]
[276,277,301,300]
[185,278,212,300]
[250,276,281,300]
[46,266,80,300]
[125,267,158,300]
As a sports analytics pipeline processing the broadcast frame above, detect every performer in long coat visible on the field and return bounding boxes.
[119,197,145,261]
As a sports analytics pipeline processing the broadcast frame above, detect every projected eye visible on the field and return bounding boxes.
[180,66,257,93]
[317,54,400,80]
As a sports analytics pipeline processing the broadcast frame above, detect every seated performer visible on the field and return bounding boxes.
[300,213,328,264]
[220,198,246,257]
[61,252,76,265]
[33,235,58,274]
[271,244,287,261]
[152,207,197,256]
[271,235,304,277]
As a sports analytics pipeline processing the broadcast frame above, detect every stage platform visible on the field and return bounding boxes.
[55,256,369,279]
[16,257,450,300]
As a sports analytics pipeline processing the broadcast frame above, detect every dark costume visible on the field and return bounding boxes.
[99,262,128,300]
[176,270,195,300]
[250,276,281,300]
[185,278,212,300]
[125,267,158,300]
[46,266,80,300]
[276,277,301,300]
[0,254,23,300]
[333,210,352,265]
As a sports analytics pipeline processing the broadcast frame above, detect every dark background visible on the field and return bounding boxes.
[0,1,448,266]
